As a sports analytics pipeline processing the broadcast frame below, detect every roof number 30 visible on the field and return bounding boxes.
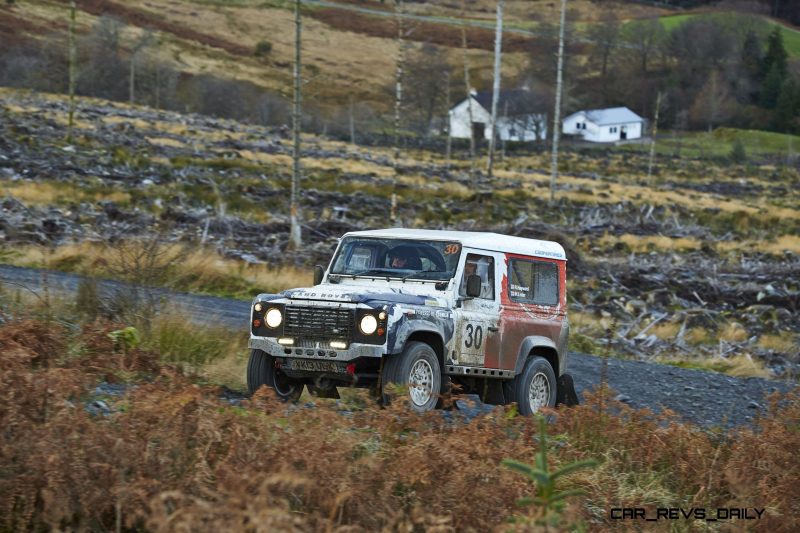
[464,323,483,349]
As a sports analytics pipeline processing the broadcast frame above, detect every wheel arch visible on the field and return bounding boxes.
[403,330,445,367]
[514,336,560,377]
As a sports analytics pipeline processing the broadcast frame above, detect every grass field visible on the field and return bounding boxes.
[617,127,800,158]
[658,12,800,58]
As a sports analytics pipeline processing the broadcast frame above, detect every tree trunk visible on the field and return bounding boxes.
[392,0,405,224]
[549,0,567,204]
[647,91,662,185]
[486,0,503,179]
[129,57,135,105]
[461,0,476,183]
[349,96,355,145]
[445,70,452,169]
[67,1,77,144]
[290,0,302,248]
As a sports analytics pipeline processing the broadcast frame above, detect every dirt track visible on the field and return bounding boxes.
[2,264,794,429]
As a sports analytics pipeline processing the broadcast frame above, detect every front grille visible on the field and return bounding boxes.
[284,306,354,341]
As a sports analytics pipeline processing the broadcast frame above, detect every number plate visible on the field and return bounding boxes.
[288,359,346,373]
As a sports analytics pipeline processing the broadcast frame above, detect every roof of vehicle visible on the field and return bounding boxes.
[343,228,567,261]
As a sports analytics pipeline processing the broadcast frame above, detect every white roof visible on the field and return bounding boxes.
[343,228,566,261]
[566,106,643,126]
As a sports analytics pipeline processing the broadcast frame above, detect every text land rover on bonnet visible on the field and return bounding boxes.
[248,229,578,414]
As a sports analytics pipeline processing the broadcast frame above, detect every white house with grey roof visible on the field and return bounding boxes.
[448,89,547,142]
[562,107,644,143]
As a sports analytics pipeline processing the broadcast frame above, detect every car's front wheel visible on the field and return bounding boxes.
[247,349,303,402]
[381,341,441,413]
[512,356,557,415]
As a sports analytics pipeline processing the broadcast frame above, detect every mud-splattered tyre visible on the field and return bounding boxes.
[513,356,557,415]
[247,349,303,402]
[382,341,441,413]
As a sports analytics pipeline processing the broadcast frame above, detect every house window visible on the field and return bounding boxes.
[508,259,559,306]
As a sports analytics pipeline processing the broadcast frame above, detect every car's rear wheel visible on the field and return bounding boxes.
[247,349,303,402]
[381,341,441,413]
[512,356,557,415]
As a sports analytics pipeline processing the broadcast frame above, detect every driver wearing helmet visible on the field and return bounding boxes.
[388,246,421,270]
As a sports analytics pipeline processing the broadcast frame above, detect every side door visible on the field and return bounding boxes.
[497,254,567,371]
[452,251,503,367]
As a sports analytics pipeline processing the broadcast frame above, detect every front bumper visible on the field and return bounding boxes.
[249,336,386,361]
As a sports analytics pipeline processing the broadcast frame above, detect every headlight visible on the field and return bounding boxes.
[359,314,378,335]
[265,308,283,328]
[254,303,263,312]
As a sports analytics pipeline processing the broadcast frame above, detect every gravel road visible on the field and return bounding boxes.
[1,264,795,428]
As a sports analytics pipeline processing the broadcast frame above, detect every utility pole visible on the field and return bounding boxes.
[289,0,302,248]
[67,0,77,144]
[549,0,567,204]
[647,91,662,185]
[392,0,405,225]
[486,0,503,179]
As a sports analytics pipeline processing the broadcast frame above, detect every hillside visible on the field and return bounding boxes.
[2,0,798,117]
[1,88,798,380]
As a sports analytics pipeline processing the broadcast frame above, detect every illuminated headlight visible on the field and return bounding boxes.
[330,341,347,350]
[359,314,378,335]
[254,302,263,312]
[265,308,283,328]
[378,311,387,320]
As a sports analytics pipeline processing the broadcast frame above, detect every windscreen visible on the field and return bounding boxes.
[329,237,462,281]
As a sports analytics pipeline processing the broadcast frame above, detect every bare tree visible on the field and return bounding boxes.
[587,11,620,103]
[647,91,662,185]
[67,0,77,144]
[486,0,504,179]
[461,0,477,181]
[445,70,452,168]
[392,0,405,224]
[404,44,451,136]
[549,0,567,204]
[290,0,302,248]
[129,30,153,105]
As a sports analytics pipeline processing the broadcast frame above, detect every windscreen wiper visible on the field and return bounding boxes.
[347,268,397,279]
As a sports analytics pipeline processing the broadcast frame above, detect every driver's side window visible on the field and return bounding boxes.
[459,253,495,300]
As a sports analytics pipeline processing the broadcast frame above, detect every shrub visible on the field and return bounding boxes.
[254,40,272,57]
[729,138,747,163]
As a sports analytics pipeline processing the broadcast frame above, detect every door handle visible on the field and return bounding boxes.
[488,326,499,332]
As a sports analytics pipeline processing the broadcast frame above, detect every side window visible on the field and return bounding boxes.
[459,254,495,300]
[508,259,559,306]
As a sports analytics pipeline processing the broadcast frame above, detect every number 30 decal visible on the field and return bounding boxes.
[464,323,483,349]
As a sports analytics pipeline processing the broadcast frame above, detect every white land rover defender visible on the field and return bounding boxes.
[248,229,578,413]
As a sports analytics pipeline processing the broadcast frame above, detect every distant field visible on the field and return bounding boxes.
[615,127,799,158]
[658,12,800,58]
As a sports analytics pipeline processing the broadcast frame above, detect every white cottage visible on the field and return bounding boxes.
[448,89,547,142]
[562,107,644,143]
